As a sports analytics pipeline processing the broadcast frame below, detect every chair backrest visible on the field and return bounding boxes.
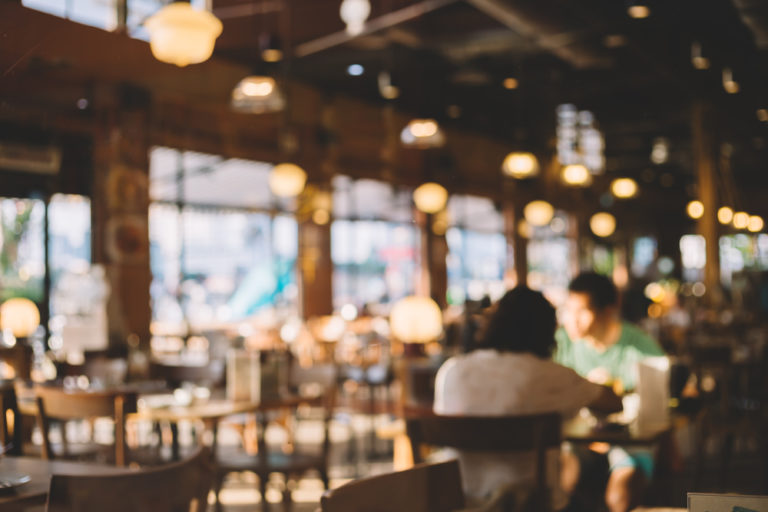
[149,360,223,388]
[0,380,21,455]
[320,459,464,512]
[405,410,561,499]
[34,385,138,466]
[46,447,213,512]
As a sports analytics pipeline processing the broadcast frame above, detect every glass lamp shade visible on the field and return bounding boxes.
[523,200,554,227]
[611,178,638,198]
[590,212,616,237]
[400,119,445,149]
[561,164,592,187]
[717,206,734,225]
[269,163,307,198]
[145,3,222,67]
[748,215,764,233]
[0,298,40,338]
[413,182,448,214]
[502,152,539,179]
[339,0,370,36]
[231,76,284,114]
[686,200,704,220]
[390,296,443,344]
[733,211,749,229]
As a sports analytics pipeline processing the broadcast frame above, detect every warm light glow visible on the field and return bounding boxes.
[390,296,443,343]
[627,3,650,18]
[413,183,448,214]
[0,298,40,338]
[269,163,307,198]
[687,200,704,220]
[503,77,519,90]
[561,164,591,186]
[722,68,739,94]
[401,119,445,148]
[145,3,222,67]
[611,178,638,198]
[523,200,554,227]
[339,0,371,36]
[717,206,734,225]
[691,42,710,70]
[590,212,616,237]
[758,109,768,122]
[501,152,539,179]
[262,49,283,62]
[312,209,330,225]
[748,215,764,233]
[231,76,284,113]
[733,211,749,229]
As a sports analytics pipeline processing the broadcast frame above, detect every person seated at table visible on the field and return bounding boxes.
[433,286,622,510]
[555,272,666,512]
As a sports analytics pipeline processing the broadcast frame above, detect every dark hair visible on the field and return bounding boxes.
[568,272,619,310]
[479,287,557,358]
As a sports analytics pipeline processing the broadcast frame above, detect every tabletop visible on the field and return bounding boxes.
[0,456,129,510]
[563,416,673,445]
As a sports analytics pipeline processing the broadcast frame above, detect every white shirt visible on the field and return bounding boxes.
[433,349,603,505]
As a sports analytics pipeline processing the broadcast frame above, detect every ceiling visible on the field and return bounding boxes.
[1,0,768,219]
[212,0,768,213]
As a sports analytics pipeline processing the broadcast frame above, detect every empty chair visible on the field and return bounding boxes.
[320,459,464,512]
[405,411,562,511]
[35,385,137,466]
[213,363,337,511]
[46,447,212,512]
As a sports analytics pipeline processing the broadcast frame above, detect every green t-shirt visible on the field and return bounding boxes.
[554,322,665,391]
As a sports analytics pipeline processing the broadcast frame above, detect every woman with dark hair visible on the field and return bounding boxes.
[433,287,621,508]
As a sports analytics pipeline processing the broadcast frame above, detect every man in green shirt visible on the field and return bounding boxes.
[555,272,665,512]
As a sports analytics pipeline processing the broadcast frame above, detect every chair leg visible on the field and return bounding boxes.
[213,471,225,512]
[259,475,269,512]
[319,469,330,490]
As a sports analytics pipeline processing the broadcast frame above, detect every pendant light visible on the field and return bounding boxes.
[502,152,539,179]
[269,163,307,198]
[523,200,554,227]
[611,178,638,199]
[590,212,616,237]
[145,3,222,67]
[401,119,445,149]
[413,182,448,214]
[561,164,592,187]
[340,0,370,36]
[231,76,284,114]
[717,206,734,225]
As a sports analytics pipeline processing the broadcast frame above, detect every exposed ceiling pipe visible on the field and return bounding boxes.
[465,0,612,69]
[732,0,768,48]
[294,0,460,58]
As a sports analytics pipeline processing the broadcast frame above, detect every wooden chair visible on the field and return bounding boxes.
[320,459,465,512]
[405,410,562,511]
[46,446,213,512]
[35,385,137,466]
[0,380,22,455]
[213,363,337,512]
[149,360,224,389]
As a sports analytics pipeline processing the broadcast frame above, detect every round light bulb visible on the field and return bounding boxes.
[733,211,749,229]
[502,152,539,179]
[590,212,616,237]
[561,164,591,186]
[687,200,704,220]
[611,178,638,199]
[390,296,443,344]
[717,206,734,225]
[523,200,555,227]
[269,163,307,198]
[0,298,40,338]
[748,215,764,233]
[145,3,223,67]
[413,183,448,214]
[627,4,650,18]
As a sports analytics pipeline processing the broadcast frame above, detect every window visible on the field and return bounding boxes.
[0,198,45,303]
[527,213,573,306]
[445,195,506,304]
[149,147,298,335]
[331,176,419,309]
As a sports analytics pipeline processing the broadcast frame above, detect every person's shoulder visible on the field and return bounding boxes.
[555,326,572,345]
[620,322,665,355]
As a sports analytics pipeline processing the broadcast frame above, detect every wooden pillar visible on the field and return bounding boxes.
[92,84,152,351]
[298,216,333,318]
[691,100,722,305]
[416,210,447,308]
[503,184,528,288]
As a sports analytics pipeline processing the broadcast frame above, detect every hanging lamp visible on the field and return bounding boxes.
[145,3,222,67]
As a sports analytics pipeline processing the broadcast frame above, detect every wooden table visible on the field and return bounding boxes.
[133,394,322,460]
[563,417,673,445]
[0,456,128,511]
